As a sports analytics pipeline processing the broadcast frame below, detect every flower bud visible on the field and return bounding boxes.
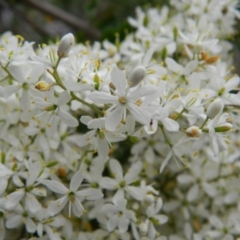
[206,99,224,119]
[57,33,75,58]
[186,126,202,138]
[128,66,146,87]
[139,222,148,235]
[215,123,232,132]
[35,81,51,92]
[143,194,155,206]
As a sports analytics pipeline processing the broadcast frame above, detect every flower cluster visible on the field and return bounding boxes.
[0,0,240,239]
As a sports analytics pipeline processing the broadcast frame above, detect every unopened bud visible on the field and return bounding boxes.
[206,99,224,119]
[57,33,74,58]
[215,123,232,132]
[186,126,202,138]
[128,66,146,87]
[139,222,148,235]
[35,81,51,91]
[143,194,155,206]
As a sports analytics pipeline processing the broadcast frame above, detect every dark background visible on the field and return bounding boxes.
[0,0,239,73]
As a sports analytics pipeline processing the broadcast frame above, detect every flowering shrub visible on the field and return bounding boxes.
[0,1,240,240]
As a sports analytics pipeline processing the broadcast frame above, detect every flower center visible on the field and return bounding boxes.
[119,96,127,104]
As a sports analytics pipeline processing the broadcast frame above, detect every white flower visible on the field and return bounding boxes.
[100,159,143,201]
[6,204,37,233]
[88,66,157,131]
[5,160,43,213]
[101,198,136,233]
[2,61,44,110]
[34,89,78,135]
[205,112,232,156]
[145,198,168,240]
[74,116,126,158]
[41,170,103,217]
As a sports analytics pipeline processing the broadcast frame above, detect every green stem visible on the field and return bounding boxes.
[70,92,102,116]
[175,108,185,120]
[50,58,103,116]
[159,124,173,147]
[77,147,90,170]
[54,57,62,74]
[200,117,209,129]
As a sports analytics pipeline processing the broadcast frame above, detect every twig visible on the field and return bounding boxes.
[24,0,101,40]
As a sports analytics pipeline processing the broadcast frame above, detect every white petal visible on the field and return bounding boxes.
[27,161,42,186]
[88,91,118,104]
[72,197,85,217]
[154,214,168,225]
[6,190,25,210]
[202,182,217,197]
[112,189,125,205]
[124,161,142,184]
[99,177,118,190]
[209,215,223,229]
[118,217,129,233]
[105,105,124,131]
[165,57,183,73]
[143,47,156,66]
[26,193,42,213]
[126,186,143,201]
[97,136,109,158]
[187,184,199,202]
[128,85,156,100]
[0,179,8,195]
[109,159,123,182]
[48,195,69,216]
[45,225,62,240]
[41,180,68,194]
[206,230,222,238]
[184,60,198,75]
[67,82,92,92]
[26,217,37,233]
[20,90,30,110]
[177,174,194,185]
[111,66,127,96]
[128,103,150,126]
[8,62,26,82]
[70,170,84,192]
[224,192,238,204]
[161,118,179,132]
[76,188,103,200]
[57,91,71,106]
[101,204,118,215]
[3,85,21,98]
[58,108,78,127]
[6,215,22,229]
[107,215,118,232]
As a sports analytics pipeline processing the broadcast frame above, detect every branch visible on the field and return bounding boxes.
[24,0,101,40]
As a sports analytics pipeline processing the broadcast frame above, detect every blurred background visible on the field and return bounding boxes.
[0,0,239,73]
[0,0,167,43]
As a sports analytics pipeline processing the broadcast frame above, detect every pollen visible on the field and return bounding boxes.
[135,99,142,106]
[35,81,51,92]
[119,96,127,104]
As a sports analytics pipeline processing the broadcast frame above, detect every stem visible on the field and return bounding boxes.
[50,58,103,115]
[70,92,102,116]
[200,117,208,129]
[77,147,90,170]
[159,124,173,147]
[54,57,62,74]
[175,108,185,120]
